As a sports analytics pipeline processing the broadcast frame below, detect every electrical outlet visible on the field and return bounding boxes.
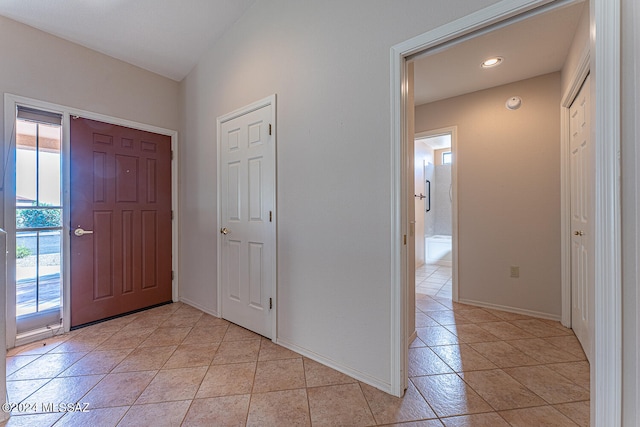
[510,266,520,278]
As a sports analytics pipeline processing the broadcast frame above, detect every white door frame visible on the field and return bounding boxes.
[391,1,621,424]
[414,127,458,301]
[216,94,277,341]
[4,93,180,348]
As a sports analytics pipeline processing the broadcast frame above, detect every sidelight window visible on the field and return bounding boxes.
[15,107,63,331]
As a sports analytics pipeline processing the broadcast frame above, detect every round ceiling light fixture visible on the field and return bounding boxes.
[481,57,503,68]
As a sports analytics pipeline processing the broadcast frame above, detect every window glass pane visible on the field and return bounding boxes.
[16,231,37,316]
[38,123,61,207]
[16,120,37,206]
[442,152,452,165]
[16,230,62,316]
[15,110,63,330]
[38,230,61,312]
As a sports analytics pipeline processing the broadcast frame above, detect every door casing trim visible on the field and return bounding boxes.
[3,93,180,347]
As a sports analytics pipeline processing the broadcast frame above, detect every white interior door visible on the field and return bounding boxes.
[219,99,275,339]
[569,74,592,361]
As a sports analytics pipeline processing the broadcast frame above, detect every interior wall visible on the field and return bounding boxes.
[0,16,179,132]
[178,0,500,389]
[0,16,180,227]
[415,73,562,317]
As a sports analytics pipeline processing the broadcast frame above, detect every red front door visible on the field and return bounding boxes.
[70,117,172,327]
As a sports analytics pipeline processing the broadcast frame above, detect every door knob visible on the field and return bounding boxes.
[220,227,229,235]
[574,230,584,236]
[74,228,94,237]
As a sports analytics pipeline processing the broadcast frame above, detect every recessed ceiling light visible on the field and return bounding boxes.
[481,57,503,68]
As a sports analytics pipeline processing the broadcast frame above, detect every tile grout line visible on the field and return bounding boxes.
[301,358,314,426]
[243,336,262,426]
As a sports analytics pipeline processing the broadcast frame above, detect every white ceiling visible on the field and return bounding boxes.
[413,2,585,105]
[0,0,256,81]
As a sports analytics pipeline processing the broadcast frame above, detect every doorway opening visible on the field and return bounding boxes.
[4,94,180,348]
[392,0,621,420]
[414,129,456,300]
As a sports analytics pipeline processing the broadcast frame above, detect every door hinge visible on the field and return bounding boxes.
[171,270,175,280]
[269,124,272,136]
[403,234,407,245]
[171,210,174,220]
[269,211,272,222]
[171,150,174,160]
[269,298,273,310]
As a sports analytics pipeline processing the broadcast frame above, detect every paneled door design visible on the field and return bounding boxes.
[569,74,592,361]
[70,117,172,327]
[219,99,275,339]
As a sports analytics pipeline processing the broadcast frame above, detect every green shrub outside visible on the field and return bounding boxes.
[16,206,61,229]
[16,246,31,259]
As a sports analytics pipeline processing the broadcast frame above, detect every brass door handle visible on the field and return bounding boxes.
[574,230,584,236]
[220,227,229,235]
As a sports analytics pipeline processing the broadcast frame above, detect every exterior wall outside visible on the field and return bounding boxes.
[415,73,562,317]
[178,0,500,388]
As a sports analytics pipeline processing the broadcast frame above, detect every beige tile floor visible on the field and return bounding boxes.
[2,270,589,426]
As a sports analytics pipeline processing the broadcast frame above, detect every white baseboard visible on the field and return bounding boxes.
[276,338,392,394]
[457,298,561,322]
[179,297,220,318]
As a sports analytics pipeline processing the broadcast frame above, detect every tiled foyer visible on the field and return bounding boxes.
[3,269,589,426]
